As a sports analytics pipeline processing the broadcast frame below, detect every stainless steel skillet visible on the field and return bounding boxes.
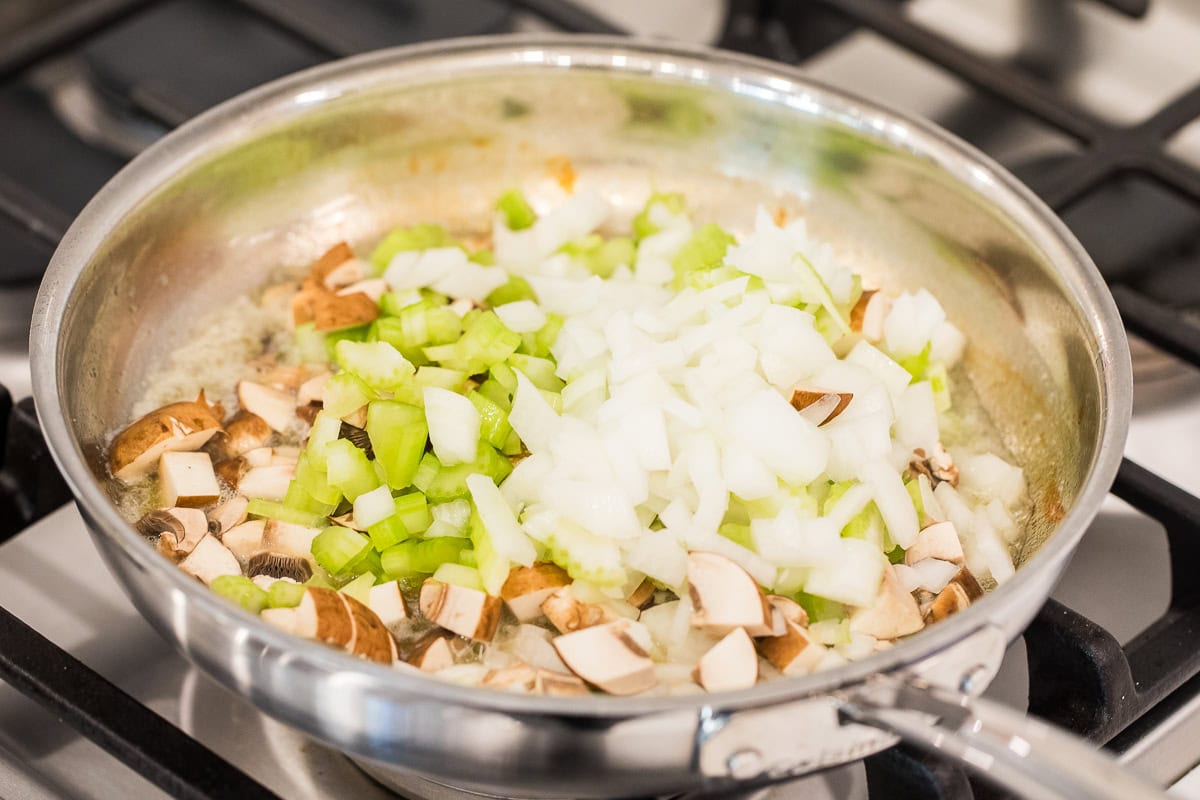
[30,35,1145,799]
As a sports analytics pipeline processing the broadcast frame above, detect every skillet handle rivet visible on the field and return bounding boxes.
[959,664,990,695]
[726,749,763,779]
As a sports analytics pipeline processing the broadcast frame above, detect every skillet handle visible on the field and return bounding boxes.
[839,675,1168,800]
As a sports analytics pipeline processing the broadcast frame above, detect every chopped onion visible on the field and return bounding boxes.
[422,386,480,465]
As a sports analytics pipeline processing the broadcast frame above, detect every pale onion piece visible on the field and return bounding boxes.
[930,320,966,366]
[509,371,560,453]
[419,579,502,641]
[467,474,537,567]
[844,341,912,401]
[500,563,572,622]
[893,563,923,594]
[723,388,829,487]
[494,300,548,333]
[500,451,554,510]
[621,530,688,590]
[221,519,266,561]
[893,381,940,455]
[432,263,508,304]
[237,381,296,433]
[973,513,1016,584]
[957,452,1027,511]
[504,625,570,675]
[687,552,772,635]
[364,578,408,628]
[721,448,776,501]
[905,521,965,565]
[756,304,835,389]
[883,289,946,360]
[178,535,240,586]
[685,434,728,536]
[933,481,974,539]
[207,495,248,535]
[910,558,961,594]
[384,247,467,291]
[552,620,657,696]
[238,464,295,502]
[837,632,879,661]
[757,620,826,676]
[985,498,1020,544]
[544,477,642,540]
[860,459,919,549]
[803,538,887,608]
[917,474,946,524]
[159,451,220,508]
[662,396,705,429]
[434,663,489,686]
[638,600,682,654]
[822,482,875,532]
[634,226,691,286]
[353,485,395,529]
[423,386,481,466]
[333,278,385,305]
[694,628,758,692]
[751,510,841,568]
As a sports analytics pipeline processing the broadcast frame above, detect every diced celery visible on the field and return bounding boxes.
[496,189,537,230]
[898,342,931,381]
[411,452,441,494]
[468,508,509,595]
[489,362,518,394]
[468,249,495,266]
[477,378,512,412]
[540,388,563,413]
[351,548,385,579]
[291,451,341,506]
[339,572,377,604]
[414,366,468,391]
[312,526,372,575]
[368,223,455,273]
[324,438,380,501]
[283,481,336,516]
[632,192,685,240]
[502,429,523,456]
[245,499,327,528]
[365,400,427,489]
[394,491,432,534]
[544,523,626,588]
[323,323,370,357]
[458,548,478,567]
[431,562,485,592]
[267,580,305,608]
[794,591,847,623]
[322,372,378,418]
[335,340,415,392]
[671,223,735,288]
[905,478,924,519]
[887,545,906,564]
[486,275,537,307]
[420,443,513,502]
[368,514,409,551]
[559,235,635,279]
[293,322,328,365]
[305,411,344,470]
[375,303,462,351]
[533,313,564,357]
[717,522,754,551]
[793,252,850,335]
[508,354,564,392]
[378,289,423,317]
[468,390,512,449]
[211,575,269,614]
[380,537,468,578]
[927,362,952,412]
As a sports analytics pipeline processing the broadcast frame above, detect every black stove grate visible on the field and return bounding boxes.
[3,1,1200,799]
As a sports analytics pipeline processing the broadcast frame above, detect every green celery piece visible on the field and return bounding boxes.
[887,546,907,565]
[842,502,882,540]
[323,323,370,359]
[717,522,754,551]
[414,366,468,391]
[335,340,415,392]
[539,388,563,413]
[496,189,537,230]
[468,508,510,595]
[211,575,269,614]
[476,378,512,412]
[368,512,410,551]
[322,372,379,418]
[927,362,952,412]
[670,223,736,289]
[794,591,847,623]
[544,524,625,588]
[501,429,523,456]
[458,548,478,567]
[508,354,564,392]
[411,452,442,494]
[365,400,427,490]
[469,389,513,450]
[559,235,635,279]
[468,250,496,266]
[632,192,685,240]
[533,313,564,358]
[351,548,385,579]
[340,572,376,604]
[283,480,336,516]
[905,478,924,519]
[312,526,372,575]
[325,438,380,501]
[368,223,455,274]
[489,362,518,394]
[291,451,342,506]
[394,491,433,534]
[305,411,344,470]
[898,342,932,381]
[380,537,468,578]
[684,265,745,290]
[245,499,326,528]
[486,275,537,307]
[431,563,485,592]
[292,322,328,365]
[267,580,305,608]
[378,289,423,317]
[793,252,850,335]
[822,481,854,514]
[422,443,513,502]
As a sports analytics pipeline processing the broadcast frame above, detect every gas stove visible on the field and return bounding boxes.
[3,1,1200,799]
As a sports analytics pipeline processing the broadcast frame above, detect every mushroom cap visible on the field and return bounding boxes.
[541,587,615,635]
[246,552,313,583]
[552,620,657,696]
[236,381,297,434]
[687,552,772,635]
[109,395,223,481]
[136,507,208,554]
[419,580,502,642]
[756,620,825,676]
[905,521,965,565]
[221,519,266,561]
[694,628,759,692]
[500,563,571,622]
[217,410,273,460]
[849,564,925,640]
[789,386,853,426]
[341,594,396,664]
[294,587,355,647]
[408,633,456,671]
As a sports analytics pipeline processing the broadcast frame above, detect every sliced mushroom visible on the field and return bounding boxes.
[155,535,186,564]
[261,520,320,562]
[159,451,221,508]
[694,628,759,692]
[237,381,297,434]
[626,578,656,610]
[296,403,322,426]
[336,278,388,304]
[293,587,355,648]
[214,457,247,490]
[135,507,208,555]
[340,594,396,664]
[789,386,853,426]
[222,519,266,561]
[311,292,380,333]
[743,606,788,638]
[908,444,958,488]
[419,580,502,641]
[766,595,809,627]
[243,447,274,468]
[927,582,973,623]
[247,552,313,582]
[297,373,331,407]
[339,422,374,458]
[849,565,925,640]
[482,662,538,691]
[260,607,298,634]
[756,620,826,676]
[496,561,571,623]
[271,446,300,465]
[321,258,365,290]
[108,393,223,482]
[541,587,616,634]
[850,290,890,342]
[408,633,456,671]
[217,410,272,460]
[533,670,590,697]
[237,464,295,502]
[328,511,365,531]
[207,495,249,535]
[178,535,241,586]
[687,552,772,635]
[552,620,657,696]
[368,580,408,627]
[905,521,965,565]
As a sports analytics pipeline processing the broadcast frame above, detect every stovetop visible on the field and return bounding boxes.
[4,1,1200,798]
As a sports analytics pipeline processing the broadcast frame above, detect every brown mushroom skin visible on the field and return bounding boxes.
[216,410,272,460]
[419,580,502,642]
[756,620,824,676]
[108,393,223,481]
[340,594,396,664]
[294,587,355,648]
[541,587,615,634]
[407,633,457,671]
[789,386,853,426]
[534,670,590,697]
[499,562,571,622]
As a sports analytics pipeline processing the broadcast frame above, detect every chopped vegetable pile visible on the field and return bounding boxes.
[110,187,1028,696]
